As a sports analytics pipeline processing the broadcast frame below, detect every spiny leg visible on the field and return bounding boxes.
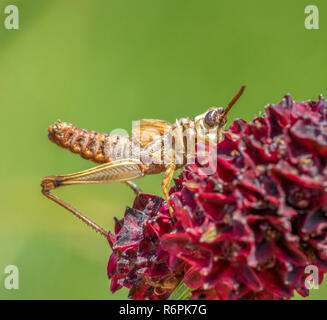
[41,160,143,237]
[42,188,108,237]
[124,181,142,195]
[162,163,176,218]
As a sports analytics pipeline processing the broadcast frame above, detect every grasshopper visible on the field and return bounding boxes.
[41,86,245,237]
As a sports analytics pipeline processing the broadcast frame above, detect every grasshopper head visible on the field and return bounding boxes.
[194,107,227,139]
[194,106,224,131]
[194,86,246,140]
[203,107,227,129]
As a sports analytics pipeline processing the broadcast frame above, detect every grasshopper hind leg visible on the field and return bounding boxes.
[41,160,144,237]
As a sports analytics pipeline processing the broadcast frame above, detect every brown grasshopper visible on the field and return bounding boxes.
[41,86,245,237]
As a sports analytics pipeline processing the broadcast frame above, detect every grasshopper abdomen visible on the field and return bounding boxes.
[48,121,137,164]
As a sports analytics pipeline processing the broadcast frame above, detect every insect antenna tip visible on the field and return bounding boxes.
[222,85,246,120]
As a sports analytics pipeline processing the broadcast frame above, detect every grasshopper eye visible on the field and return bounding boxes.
[204,110,218,127]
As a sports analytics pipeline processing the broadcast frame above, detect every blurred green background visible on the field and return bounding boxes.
[0,0,326,299]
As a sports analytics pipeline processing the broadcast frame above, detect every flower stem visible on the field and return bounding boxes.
[168,281,191,300]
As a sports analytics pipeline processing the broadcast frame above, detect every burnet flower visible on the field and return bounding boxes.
[108,95,327,300]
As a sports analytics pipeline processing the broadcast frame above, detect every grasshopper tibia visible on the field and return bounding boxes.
[41,160,144,237]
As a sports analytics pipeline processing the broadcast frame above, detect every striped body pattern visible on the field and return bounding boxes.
[47,118,209,174]
[48,121,140,164]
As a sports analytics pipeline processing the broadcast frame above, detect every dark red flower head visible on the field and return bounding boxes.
[107,194,183,299]
[108,95,327,300]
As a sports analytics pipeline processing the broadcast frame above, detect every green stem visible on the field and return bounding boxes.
[168,281,191,300]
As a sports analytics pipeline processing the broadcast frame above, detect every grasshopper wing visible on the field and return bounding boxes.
[132,119,172,146]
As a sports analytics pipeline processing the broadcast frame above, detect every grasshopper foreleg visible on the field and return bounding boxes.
[124,181,142,195]
[162,163,176,219]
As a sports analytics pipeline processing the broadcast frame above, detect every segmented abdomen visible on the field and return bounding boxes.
[48,121,137,164]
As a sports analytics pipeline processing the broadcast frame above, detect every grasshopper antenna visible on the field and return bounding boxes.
[221,85,246,120]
